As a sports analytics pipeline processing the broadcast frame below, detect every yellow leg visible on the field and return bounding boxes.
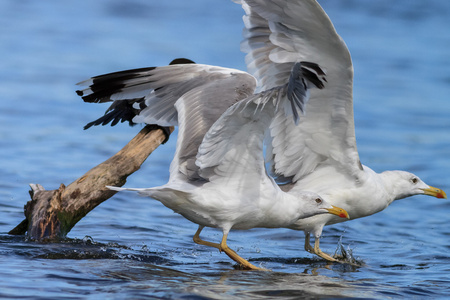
[193,226,268,270]
[193,226,221,250]
[304,234,315,253]
[313,237,338,262]
[305,233,360,266]
[219,233,267,271]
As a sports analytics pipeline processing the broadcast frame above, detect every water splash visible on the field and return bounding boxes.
[333,236,364,267]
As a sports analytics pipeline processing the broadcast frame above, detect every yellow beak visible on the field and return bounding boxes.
[421,186,447,199]
[326,205,350,219]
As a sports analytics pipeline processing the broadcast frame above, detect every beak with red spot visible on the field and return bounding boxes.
[326,205,350,219]
[421,186,447,199]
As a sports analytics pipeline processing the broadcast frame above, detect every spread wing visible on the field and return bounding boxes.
[196,62,325,185]
[76,60,257,181]
[170,69,256,181]
[76,59,254,129]
[238,0,363,183]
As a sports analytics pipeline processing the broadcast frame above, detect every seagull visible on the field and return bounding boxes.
[236,0,447,262]
[76,0,446,265]
[77,58,350,270]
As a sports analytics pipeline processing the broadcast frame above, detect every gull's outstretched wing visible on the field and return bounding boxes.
[196,62,325,186]
[76,58,194,128]
[238,0,362,182]
[170,69,256,181]
[77,60,257,181]
[76,60,254,129]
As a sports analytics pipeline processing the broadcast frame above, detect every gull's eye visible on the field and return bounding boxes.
[411,177,418,184]
[315,198,322,204]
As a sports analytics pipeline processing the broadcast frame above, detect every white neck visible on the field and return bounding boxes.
[255,191,310,228]
[379,170,412,202]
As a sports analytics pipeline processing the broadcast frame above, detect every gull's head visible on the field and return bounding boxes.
[299,192,350,220]
[381,171,447,200]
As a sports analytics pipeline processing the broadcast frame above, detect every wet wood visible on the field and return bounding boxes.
[8,125,173,240]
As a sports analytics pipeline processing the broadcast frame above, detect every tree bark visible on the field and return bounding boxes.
[8,125,173,240]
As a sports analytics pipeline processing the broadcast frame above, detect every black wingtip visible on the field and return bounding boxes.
[300,61,327,89]
[169,58,195,65]
[157,126,171,144]
[83,122,95,130]
[286,61,327,124]
[83,100,141,130]
[80,58,195,131]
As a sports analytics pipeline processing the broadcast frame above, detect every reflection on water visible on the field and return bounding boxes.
[1,0,450,298]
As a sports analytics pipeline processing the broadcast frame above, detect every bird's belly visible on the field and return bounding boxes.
[178,210,220,229]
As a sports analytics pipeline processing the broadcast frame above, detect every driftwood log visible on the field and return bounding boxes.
[9,125,173,240]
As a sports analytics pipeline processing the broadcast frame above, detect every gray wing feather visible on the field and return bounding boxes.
[77,64,253,128]
[196,61,325,181]
[238,0,361,182]
[172,72,257,181]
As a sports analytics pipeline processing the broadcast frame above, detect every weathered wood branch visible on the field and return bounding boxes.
[9,125,173,240]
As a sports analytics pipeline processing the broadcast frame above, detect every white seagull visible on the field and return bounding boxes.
[77,58,350,270]
[236,0,446,262]
[76,0,446,265]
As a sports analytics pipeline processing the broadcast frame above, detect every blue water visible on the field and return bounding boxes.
[1,0,450,298]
